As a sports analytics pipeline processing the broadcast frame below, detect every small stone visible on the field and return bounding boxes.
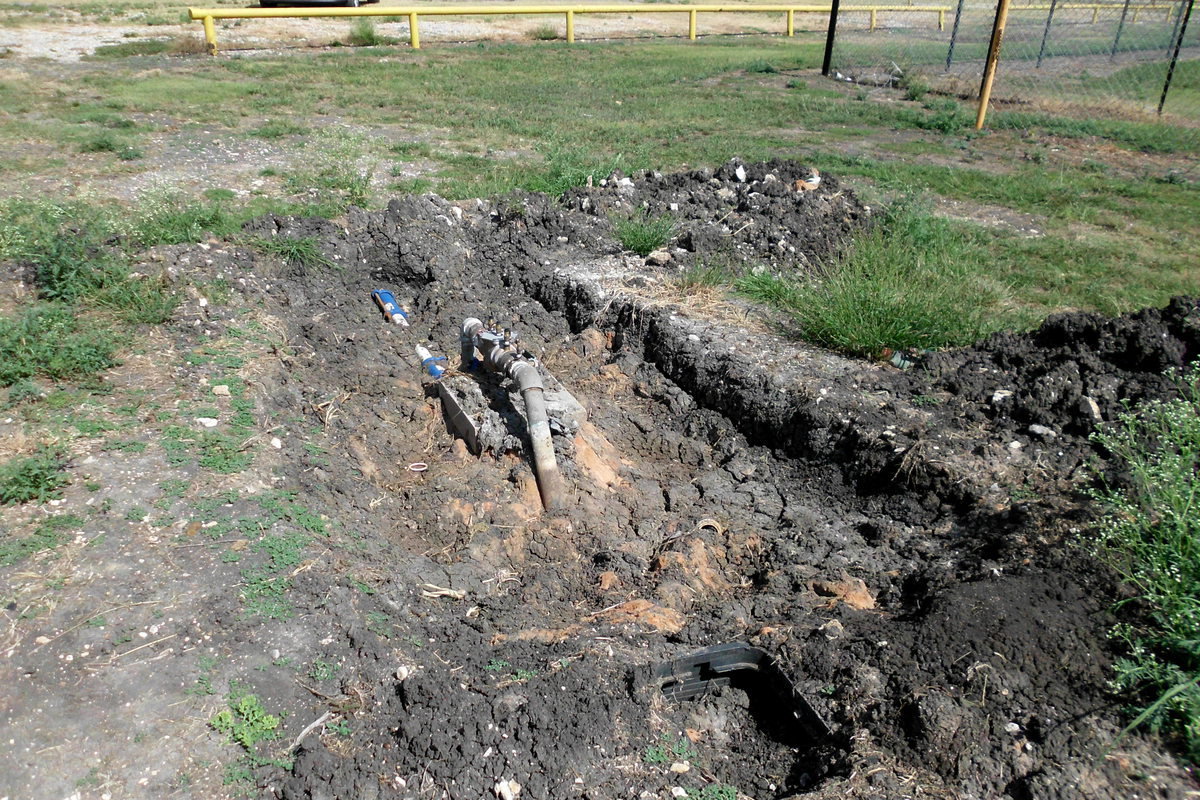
[212,385,231,397]
[35,635,51,645]
[270,437,283,449]
[495,779,521,800]
[1079,395,1103,424]
[195,417,219,428]
[645,249,672,266]
[1005,721,1022,734]
[716,187,736,201]
[820,619,846,639]
[396,665,412,681]
[991,389,1014,405]
[734,165,747,182]
[1028,424,1056,439]
[669,761,690,774]
[1008,441,1024,450]
[671,788,688,799]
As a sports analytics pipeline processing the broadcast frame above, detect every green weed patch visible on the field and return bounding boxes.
[737,202,1011,357]
[1091,363,1200,762]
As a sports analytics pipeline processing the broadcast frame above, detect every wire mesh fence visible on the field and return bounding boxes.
[827,0,1199,140]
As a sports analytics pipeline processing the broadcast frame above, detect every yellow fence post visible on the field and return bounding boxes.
[787,8,795,34]
[409,12,420,48]
[203,15,217,54]
[870,7,877,28]
[688,8,697,38]
[938,8,944,28]
[977,0,1012,129]
[566,9,575,40]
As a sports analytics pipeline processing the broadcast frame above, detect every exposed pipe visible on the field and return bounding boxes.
[462,318,565,512]
[372,290,409,326]
[416,345,447,379]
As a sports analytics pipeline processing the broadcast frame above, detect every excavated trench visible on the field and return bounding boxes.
[209,160,1199,799]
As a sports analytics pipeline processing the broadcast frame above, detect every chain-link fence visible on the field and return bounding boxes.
[828,0,1198,135]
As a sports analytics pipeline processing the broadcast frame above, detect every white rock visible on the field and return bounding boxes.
[734,165,747,182]
[670,761,690,773]
[991,389,1014,404]
[195,417,219,428]
[1004,721,1022,734]
[212,385,231,397]
[1028,424,1056,439]
[645,249,672,266]
[671,788,688,799]
[270,437,282,449]
[495,779,521,800]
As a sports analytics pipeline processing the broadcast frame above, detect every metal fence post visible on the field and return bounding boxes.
[945,0,966,68]
[1159,0,1195,113]
[1036,0,1058,67]
[822,0,842,75]
[1111,0,1132,58]
[976,0,1012,129]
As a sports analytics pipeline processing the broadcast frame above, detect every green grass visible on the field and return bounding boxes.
[1091,363,1200,763]
[529,23,559,41]
[247,236,334,271]
[736,201,1011,357]
[613,212,676,256]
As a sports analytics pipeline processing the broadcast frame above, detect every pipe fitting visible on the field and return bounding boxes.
[462,318,565,512]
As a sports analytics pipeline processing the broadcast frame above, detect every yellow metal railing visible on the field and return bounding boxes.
[188,3,949,54]
[1014,2,1178,22]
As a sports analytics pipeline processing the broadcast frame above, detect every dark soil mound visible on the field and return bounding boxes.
[164,161,1195,800]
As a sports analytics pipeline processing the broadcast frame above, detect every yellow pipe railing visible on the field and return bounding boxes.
[188,3,949,54]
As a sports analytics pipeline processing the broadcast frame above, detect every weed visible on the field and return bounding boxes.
[1090,363,1200,762]
[348,17,388,47]
[249,119,309,139]
[512,668,538,681]
[80,131,129,153]
[197,432,253,474]
[89,39,171,58]
[900,71,930,101]
[365,610,391,637]
[247,236,334,271]
[745,59,778,74]
[786,79,807,89]
[613,212,676,257]
[485,658,510,672]
[327,718,351,736]
[124,506,147,522]
[911,394,941,408]
[0,447,69,505]
[529,24,558,41]
[644,733,698,764]
[0,514,84,567]
[674,261,733,294]
[308,659,341,682]
[687,786,737,800]
[210,687,282,751]
[0,306,119,386]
